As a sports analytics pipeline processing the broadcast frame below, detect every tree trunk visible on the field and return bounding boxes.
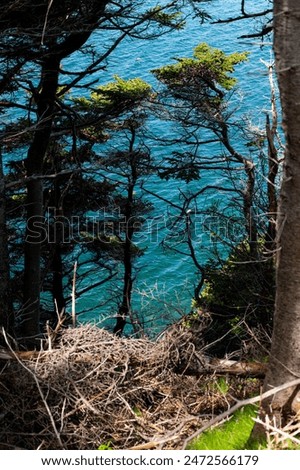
[220,123,258,257]
[113,180,135,337]
[0,149,13,337]
[244,160,257,258]
[113,128,141,336]
[22,57,60,343]
[265,114,278,249]
[265,63,279,250]
[252,0,300,437]
[49,162,67,320]
[52,241,66,317]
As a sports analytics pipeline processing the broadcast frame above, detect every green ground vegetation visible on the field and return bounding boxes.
[187,405,258,450]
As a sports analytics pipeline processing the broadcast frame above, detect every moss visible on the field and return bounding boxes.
[187,405,258,450]
[186,404,300,450]
[208,377,230,395]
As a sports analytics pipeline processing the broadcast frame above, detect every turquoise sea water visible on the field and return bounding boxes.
[74,0,274,333]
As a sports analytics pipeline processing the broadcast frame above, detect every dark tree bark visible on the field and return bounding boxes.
[52,240,66,317]
[50,158,67,319]
[113,226,134,336]
[0,150,13,337]
[113,131,137,336]
[265,113,279,250]
[22,57,60,342]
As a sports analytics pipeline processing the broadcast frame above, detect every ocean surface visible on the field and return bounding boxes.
[73,0,274,333]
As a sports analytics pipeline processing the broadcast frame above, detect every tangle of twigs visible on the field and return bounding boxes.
[0,322,264,450]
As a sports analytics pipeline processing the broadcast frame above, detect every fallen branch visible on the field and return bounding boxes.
[208,358,267,377]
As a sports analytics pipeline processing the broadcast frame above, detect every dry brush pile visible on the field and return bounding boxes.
[0,322,262,450]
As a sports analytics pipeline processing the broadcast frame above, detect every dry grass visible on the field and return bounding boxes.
[0,323,261,450]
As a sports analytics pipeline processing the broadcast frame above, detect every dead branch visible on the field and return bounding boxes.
[254,417,300,447]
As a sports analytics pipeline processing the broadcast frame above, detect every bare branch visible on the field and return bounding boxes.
[212,8,272,25]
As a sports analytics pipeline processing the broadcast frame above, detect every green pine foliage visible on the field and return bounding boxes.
[144,6,185,29]
[152,43,248,90]
[75,76,152,111]
[193,43,249,90]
